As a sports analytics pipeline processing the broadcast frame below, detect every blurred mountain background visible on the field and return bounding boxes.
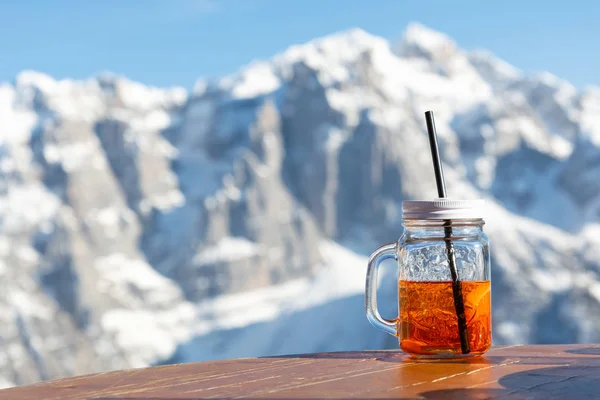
[1,0,600,388]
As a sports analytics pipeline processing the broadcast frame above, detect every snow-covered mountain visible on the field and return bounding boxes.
[2,22,600,387]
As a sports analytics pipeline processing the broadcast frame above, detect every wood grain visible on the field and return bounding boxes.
[2,345,600,399]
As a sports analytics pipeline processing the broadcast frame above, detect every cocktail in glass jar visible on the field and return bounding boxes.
[365,199,491,358]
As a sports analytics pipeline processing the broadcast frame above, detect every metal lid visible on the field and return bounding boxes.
[402,199,485,220]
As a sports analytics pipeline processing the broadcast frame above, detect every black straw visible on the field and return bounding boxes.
[424,111,470,354]
[425,112,447,198]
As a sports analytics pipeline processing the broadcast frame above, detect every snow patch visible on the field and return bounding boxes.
[402,22,456,55]
[101,304,194,367]
[139,190,185,214]
[10,291,52,320]
[193,237,260,267]
[115,79,187,111]
[15,70,58,94]
[192,241,366,335]
[94,253,178,294]
[229,62,281,99]
[43,140,100,171]
[0,185,61,234]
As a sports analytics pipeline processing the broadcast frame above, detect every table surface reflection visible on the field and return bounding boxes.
[2,344,600,399]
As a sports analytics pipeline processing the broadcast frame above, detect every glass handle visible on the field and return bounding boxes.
[365,242,398,337]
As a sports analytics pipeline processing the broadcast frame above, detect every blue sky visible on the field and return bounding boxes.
[0,0,598,89]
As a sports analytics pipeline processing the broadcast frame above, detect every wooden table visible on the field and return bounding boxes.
[2,344,600,399]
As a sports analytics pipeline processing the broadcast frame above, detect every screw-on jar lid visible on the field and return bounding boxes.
[402,199,485,220]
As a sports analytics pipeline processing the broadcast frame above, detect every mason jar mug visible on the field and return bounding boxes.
[365,199,491,358]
